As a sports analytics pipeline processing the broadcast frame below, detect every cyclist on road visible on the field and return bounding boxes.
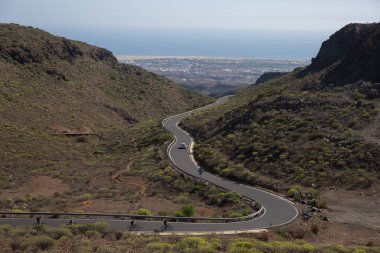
[127,219,140,231]
[163,219,169,230]
[68,217,75,225]
[36,216,43,224]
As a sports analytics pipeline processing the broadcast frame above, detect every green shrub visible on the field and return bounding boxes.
[10,239,28,251]
[71,238,93,253]
[46,227,72,239]
[224,192,241,204]
[229,240,263,253]
[0,224,13,235]
[221,167,234,177]
[207,193,225,205]
[287,188,298,198]
[70,222,110,235]
[145,242,172,253]
[180,204,196,217]
[77,193,92,201]
[175,237,215,253]
[228,211,243,218]
[174,210,185,217]
[287,185,301,198]
[176,194,190,204]
[254,240,316,252]
[32,235,54,250]
[136,208,152,216]
[84,230,102,238]
[11,227,29,236]
[86,222,110,234]
[352,249,367,253]
[96,245,114,253]
[209,238,222,250]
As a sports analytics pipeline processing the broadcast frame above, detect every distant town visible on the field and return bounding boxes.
[118,56,309,97]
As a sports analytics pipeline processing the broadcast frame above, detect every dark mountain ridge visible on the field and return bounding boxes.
[301,22,380,85]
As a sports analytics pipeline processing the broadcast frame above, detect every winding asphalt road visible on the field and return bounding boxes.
[160,96,298,232]
[0,96,298,233]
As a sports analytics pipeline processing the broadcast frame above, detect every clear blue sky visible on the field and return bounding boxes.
[0,0,379,31]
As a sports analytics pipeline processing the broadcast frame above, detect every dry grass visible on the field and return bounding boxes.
[0,224,379,253]
[0,24,240,216]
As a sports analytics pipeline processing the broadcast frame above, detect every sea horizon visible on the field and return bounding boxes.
[116,55,311,62]
[26,25,331,60]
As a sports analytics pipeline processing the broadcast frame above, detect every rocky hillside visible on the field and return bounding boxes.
[254,72,288,85]
[0,24,211,210]
[0,24,210,124]
[183,23,380,195]
[301,22,380,85]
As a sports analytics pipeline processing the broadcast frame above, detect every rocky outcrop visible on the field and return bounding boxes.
[104,105,138,124]
[300,23,380,85]
[89,48,117,63]
[0,24,115,65]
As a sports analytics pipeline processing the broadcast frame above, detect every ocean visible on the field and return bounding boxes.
[44,26,332,60]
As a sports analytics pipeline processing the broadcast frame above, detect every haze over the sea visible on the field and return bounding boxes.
[1,0,378,60]
[37,27,330,60]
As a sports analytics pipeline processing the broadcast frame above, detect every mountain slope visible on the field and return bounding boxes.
[254,72,288,85]
[0,24,213,212]
[183,23,380,195]
[0,24,211,127]
[300,22,380,85]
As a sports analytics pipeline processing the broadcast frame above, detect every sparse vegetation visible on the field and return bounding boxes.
[0,224,378,253]
[0,24,251,218]
[136,208,152,216]
[32,235,55,250]
[174,204,196,217]
[1,22,379,252]
[183,71,380,192]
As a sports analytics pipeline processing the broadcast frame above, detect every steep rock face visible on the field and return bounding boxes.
[301,23,380,85]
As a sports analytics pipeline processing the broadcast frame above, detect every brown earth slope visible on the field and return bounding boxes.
[1,24,240,215]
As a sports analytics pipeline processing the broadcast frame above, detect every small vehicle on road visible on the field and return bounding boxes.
[178,143,187,149]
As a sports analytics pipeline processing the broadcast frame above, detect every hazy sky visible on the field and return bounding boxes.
[0,0,379,58]
[0,0,379,31]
